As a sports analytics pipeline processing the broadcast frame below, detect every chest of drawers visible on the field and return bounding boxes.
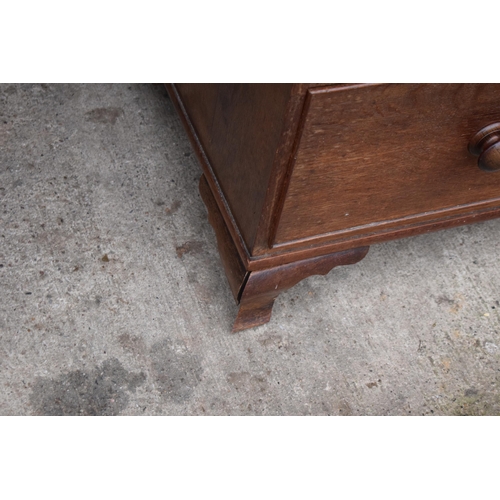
[167,84,500,332]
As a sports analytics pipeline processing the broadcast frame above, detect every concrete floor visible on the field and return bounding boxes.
[1,83,500,415]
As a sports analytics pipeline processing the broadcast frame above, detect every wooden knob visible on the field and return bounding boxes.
[468,123,500,172]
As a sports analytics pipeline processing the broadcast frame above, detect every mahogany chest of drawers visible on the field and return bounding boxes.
[166,84,500,331]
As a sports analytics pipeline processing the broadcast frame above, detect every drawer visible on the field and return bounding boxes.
[274,84,500,246]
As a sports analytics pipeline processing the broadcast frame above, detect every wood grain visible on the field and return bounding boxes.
[251,84,311,255]
[468,122,500,172]
[169,83,500,271]
[199,174,248,301]
[175,83,293,251]
[246,204,500,270]
[274,84,500,244]
[167,83,500,331]
[166,83,251,268]
[232,247,369,332]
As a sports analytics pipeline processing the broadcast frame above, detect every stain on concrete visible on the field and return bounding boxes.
[0,123,12,146]
[464,387,478,397]
[29,358,146,416]
[257,334,288,350]
[175,240,204,258]
[441,358,452,373]
[227,372,268,393]
[193,282,216,303]
[85,107,123,125]
[118,333,146,355]
[435,294,464,314]
[417,339,426,352]
[442,388,500,416]
[3,85,17,95]
[150,339,203,403]
[165,200,181,215]
[337,399,353,416]
[366,381,378,389]
[435,295,455,306]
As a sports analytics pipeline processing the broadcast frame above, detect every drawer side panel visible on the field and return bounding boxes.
[176,83,293,250]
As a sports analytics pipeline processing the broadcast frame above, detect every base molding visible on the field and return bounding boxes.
[233,246,369,332]
[199,174,369,331]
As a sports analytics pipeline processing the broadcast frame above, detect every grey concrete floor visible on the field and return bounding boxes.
[1,83,500,415]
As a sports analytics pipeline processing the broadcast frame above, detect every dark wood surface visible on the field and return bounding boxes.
[275,84,500,245]
[199,172,369,330]
[251,84,311,255]
[174,84,293,251]
[166,83,251,269]
[167,83,500,330]
[199,174,247,302]
[169,84,500,269]
[468,122,500,172]
[232,247,369,332]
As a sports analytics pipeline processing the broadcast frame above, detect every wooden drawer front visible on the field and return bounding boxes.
[274,84,500,246]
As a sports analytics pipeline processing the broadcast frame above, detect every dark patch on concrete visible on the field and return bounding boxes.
[150,339,203,403]
[4,85,17,95]
[101,254,109,262]
[464,387,478,397]
[417,339,426,352]
[175,240,204,258]
[366,381,378,389]
[191,282,215,303]
[337,399,353,416]
[446,390,500,416]
[227,372,268,393]
[435,296,455,305]
[85,107,123,125]
[258,334,286,349]
[118,333,146,355]
[165,200,181,215]
[435,294,462,313]
[186,271,200,284]
[29,358,146,416]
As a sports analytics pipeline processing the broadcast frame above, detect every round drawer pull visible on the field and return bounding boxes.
[469,123,500,172]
